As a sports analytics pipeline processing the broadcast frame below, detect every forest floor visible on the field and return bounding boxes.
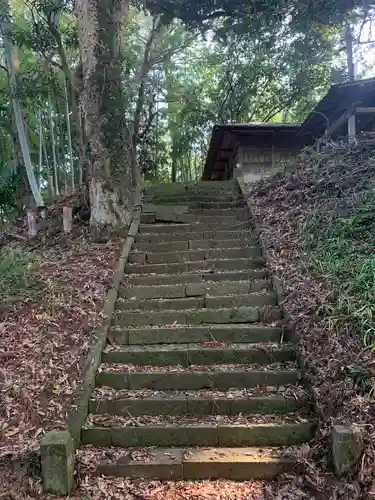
[0,199,122,498]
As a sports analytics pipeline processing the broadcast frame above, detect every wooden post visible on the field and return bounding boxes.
[271,143,275,170]
[48,175,55,198]
[62,206,72,234]
[348,112,356,143]
[27,211,37,238]
[40,206,47,220]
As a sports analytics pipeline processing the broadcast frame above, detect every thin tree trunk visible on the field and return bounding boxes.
[171,145,177,183]
[64,81,75,192]
[48,22,86,185]
[130,17,161,188]
[346,24,355,81]
[48,97,60,196]
[75,0,133,227]
[38,114,43,183]
[0,0,44,207]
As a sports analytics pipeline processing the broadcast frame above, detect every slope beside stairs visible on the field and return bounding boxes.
[81,180,314,481]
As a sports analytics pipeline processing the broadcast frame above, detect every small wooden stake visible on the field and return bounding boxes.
[63,206,72,234]
[27,211,37,238]
[40,206,47,220]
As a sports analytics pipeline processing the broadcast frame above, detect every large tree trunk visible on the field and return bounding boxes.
[75,0,133,227]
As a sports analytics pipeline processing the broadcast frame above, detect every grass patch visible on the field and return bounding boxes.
[0,247,36,301]
[301,183,375,346]
[0,246,63,308]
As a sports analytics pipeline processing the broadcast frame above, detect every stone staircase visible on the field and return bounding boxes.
[82,181,314,480]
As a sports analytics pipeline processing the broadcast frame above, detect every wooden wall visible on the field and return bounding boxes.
[237,136,301,178]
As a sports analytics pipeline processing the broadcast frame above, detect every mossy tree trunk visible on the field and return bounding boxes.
[75,0,133,227]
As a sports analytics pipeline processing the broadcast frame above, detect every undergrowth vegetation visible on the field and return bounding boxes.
[0,246,60,307]
[263,138,375,347]
[0,247,34,301]
[304,193,375,346]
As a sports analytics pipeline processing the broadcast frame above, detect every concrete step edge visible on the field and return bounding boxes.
[96,446,299,480]
[120,280,271,299]
[82,422,315,447]
[95,368,300,390]
[89,393,307,416]
[101,343,295,365]
[115,292,276,311]
[109,323,286,345]
[113,305,282,327]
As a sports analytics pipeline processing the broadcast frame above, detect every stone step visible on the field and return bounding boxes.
[96,365,299,390]
[136,230,257,243]
[144,180,236,191]
[133,238,257,252]
[190,200,245,208]
[189,208,247,216]
[114,305,281,326]
[126,270,268,286]
[102,343,295,366]
[82,419,314,448]
[120,280,271,300]
[177,215,249,224]
[116,293,276,312]
[189,239,256,250]
[139,221,252,234]
[128,247,262,265]
[126,257,265,275]
[142,213,250,225]
[146,187,239,196]
[95,446,298,480]
[148,196,241,204]
[89,387,308,416]
[109,324,285,345]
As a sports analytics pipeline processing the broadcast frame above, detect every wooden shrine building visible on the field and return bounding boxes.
[203,77,375,181]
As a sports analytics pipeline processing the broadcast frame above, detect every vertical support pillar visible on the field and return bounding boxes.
[348,112,356,143]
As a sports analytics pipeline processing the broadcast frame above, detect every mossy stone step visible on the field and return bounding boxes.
[185,281,269,297]
[189,239,257,249]
[139,223,192,234]
[139,222,252,234]
[120,280,271,300]
[177,215,248,224]
[148,196,240,204]
[128,247,262,265]
[126,270,268,286]
[126,257,265,275]
[133,241,190,253]
[136,229,256,243]
[189,208,247,216]
[96,447,297,480]
[114,305,281,326]
[89,393,307,416]
[116,293,276,312]
[82,422,314,448]
[190,200,245,207]
[116,296,204,311]
[102,343,295,366]
[133,239,257,252]
[109,324,285,345]
[120,283,186,300]
[96,368,299,390]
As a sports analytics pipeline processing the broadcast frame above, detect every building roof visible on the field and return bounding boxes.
[299,77,375,137]
[203,123,301,181]
[203,77,375,181]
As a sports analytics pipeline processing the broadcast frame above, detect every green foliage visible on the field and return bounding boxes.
[303,186,375,346]
[0,170,17,218]
[0,246,33,300]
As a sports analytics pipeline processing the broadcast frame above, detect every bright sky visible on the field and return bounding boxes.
[353,18,375,78]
